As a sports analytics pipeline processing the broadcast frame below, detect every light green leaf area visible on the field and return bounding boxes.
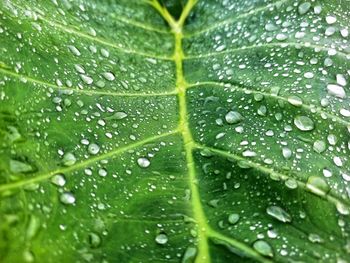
[0,0,350,262]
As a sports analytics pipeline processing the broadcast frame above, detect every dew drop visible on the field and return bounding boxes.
[68,45,81,56]
[298,2,311,15]
[225,111,243,124]
[51,174,66,187]
[62,152,77,166]
[60,192,76,205]
[88,143,100,155]
[306,176,329,196]
[313,140,326,153]
[137,157,150,168]
[253,240,273,257]
[327,84,346,99]
[155,233,168,245]
[102,72,115,81]
[80,74,93,85]
[266,205,292,223]
[10,159,33,173]
[287,96,303,107]
[294,116,314,131]
[88,232,102,248]
[285,178,298,189]
[228,213,240,225]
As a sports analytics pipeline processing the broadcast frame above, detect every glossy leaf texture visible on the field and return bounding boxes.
[0,0,350,262]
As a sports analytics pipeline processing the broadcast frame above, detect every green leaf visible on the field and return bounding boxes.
[0,0,350,262]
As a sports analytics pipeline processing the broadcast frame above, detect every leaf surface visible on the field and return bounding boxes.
[0,0,350,262]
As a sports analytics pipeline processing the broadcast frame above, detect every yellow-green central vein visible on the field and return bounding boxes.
[150,0,211,262]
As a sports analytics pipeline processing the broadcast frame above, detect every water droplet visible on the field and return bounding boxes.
[333,156,343,167]
[60,192,76,205]
[327,84,346,99]
[336,74,347,86]
[137,157,150,168]
[225,111,243,124]
[313,140,326,153]
[308,233,323,243]
[88,232,102,248]
[285,178,298,189]
[282,147,292,159]
[80,74,93,85]
[62,152,77,166]
[228,213,240,225]
[26,215,40,240]
[287,96,303,106]
[336,202,350,215]
[294,116,314,131]
[326,15,337,24]
[266,205,292,223]
[323,168,332,178]
[102,72,115,81]
[181,246,197,263]
[88,143,100,155]
[298,2,311,15]
[253,240,273,257]
[155,233,168,245]
[306,176,329,196]
[68,45,81,56]
[113,111,128,120]
[10,159,33,173]
[51,174,66,187]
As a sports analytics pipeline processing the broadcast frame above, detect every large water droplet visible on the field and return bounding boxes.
[60,192,76,205]
[266,205,292,223]
[294,116,314,131]
[137,157,150,168]
[225,111,243,124]
[253,240,273,257]
[228,213,240,225]
[51,174,66,187]
[155,233,168,245]
[88,143,100,155]
[62,152,77,166]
